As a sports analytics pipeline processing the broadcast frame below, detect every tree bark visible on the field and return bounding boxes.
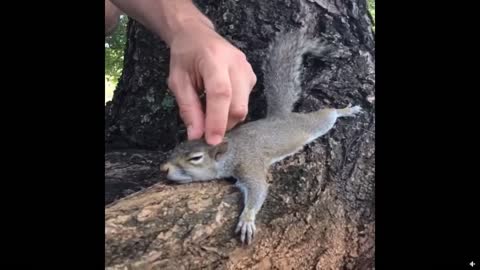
[105,0,375,269]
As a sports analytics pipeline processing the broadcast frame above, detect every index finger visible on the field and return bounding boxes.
[199,59,232,145]
[167,71,205,140]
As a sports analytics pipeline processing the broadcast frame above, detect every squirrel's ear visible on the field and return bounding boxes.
[208,141,229,160]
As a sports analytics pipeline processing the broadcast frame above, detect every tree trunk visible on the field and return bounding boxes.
[105,0,375,269]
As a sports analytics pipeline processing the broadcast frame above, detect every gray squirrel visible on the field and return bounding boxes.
[160,28,362,244]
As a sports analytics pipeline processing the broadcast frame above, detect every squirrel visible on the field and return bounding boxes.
[160,27,362,245]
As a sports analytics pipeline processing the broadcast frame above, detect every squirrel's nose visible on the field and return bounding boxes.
[160,162,171,173]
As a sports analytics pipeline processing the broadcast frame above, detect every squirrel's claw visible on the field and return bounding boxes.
[236,218,256,245]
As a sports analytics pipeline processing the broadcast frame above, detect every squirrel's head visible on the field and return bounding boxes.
[160,139,229,183]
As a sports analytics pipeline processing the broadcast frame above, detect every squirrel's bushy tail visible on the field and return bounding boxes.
[262,28,331,118]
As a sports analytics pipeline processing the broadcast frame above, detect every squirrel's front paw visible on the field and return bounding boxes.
[235,211,256,245]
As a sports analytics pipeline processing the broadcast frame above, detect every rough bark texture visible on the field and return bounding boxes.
[105,0,375,269]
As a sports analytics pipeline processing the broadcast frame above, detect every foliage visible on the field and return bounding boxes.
[368,0,375,31]
[105,15,128,102]
[105,15,128,80]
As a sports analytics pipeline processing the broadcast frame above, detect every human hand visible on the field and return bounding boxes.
[167,21,257,145]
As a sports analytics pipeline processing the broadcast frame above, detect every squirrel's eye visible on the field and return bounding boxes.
[188,154,204,164]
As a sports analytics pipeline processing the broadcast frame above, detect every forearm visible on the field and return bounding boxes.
[105,0,123,35]
[110,0,214,45]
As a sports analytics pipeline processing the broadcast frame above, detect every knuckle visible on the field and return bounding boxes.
[236,59,257,88]
[230,106,248,120]
[178,108,193,123]
[250,72,257,87]
[167,74,180,91]
[203,43,223,58]
[208,83,232,99]
[234,51,247,61]
[178,105,191,116]
[176,100,193,114]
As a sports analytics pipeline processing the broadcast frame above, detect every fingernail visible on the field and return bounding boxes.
[208,134,222,145]
[187,125,198,140]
